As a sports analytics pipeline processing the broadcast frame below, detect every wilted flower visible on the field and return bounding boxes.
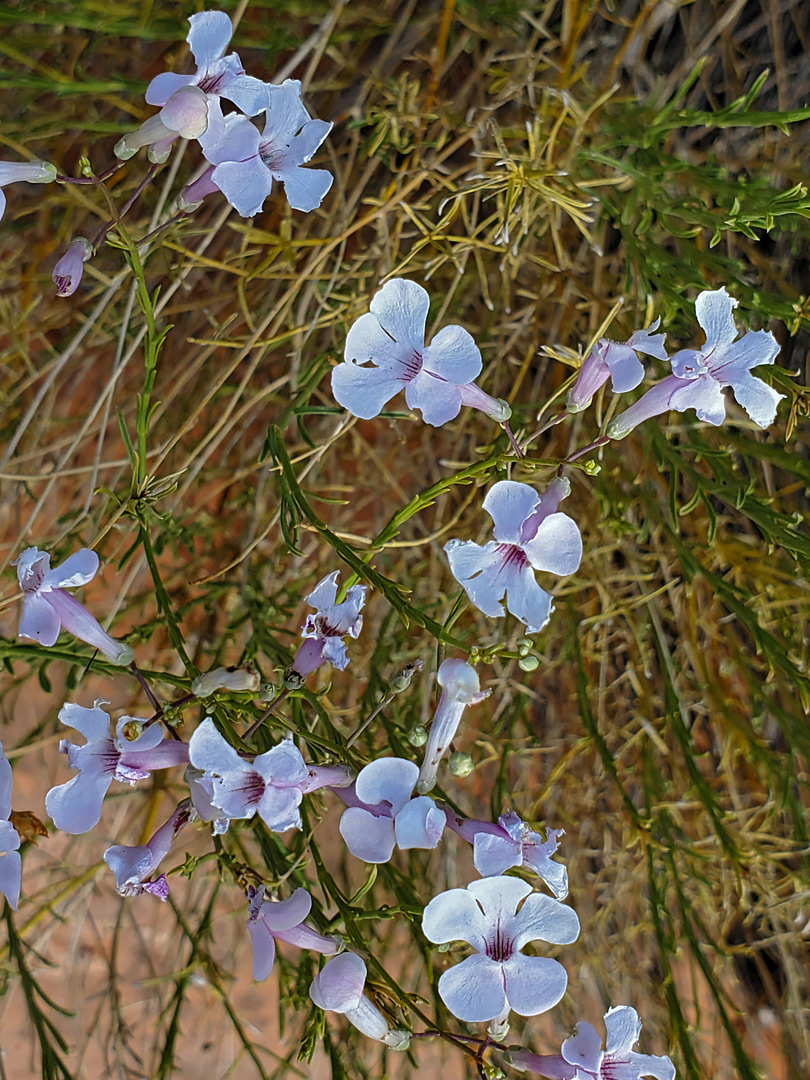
[103,801,194,901]
[445,477,582,633]
[145,10,267,116]
[508,1004,675,1080]
[197,82,333,215]
[415,659,489,794]
[421,876,579,1024]
[188,718,350,832]
[338,757,445,863]
[52,238,93,298]
[567,321,667,413]
[247,885,340,980]
[0,159,56,224]
[608,288,783,438]
[446,810,568,898]
[309,952,410,1049]
[45,701,189,834]
[14,546,132,665]
[332,278,502,427]
[191,665,260,698]
[291,571,366,677]
[0,742,22,911]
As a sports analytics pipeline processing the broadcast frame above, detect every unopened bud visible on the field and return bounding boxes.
[191,665,261,698]
[518,655,539,672]
[408,724,428,747]
[258,682,276,703]
[390,658,423,693]
[384,1029,411,1051]
[448,751,473,777]
[283,667,306,691]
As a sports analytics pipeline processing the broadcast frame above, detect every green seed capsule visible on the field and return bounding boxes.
[258,683,276,703]
[448,751,473,777]
[408,725,428,747]
[518,654,539,672]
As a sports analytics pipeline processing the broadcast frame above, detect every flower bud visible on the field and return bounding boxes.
[191,665,261,698]
[448,751,473,777]
[389,657,423,694]
[407,724,428,747]
[518,654,539,672]
[52,238,93,298]
[283,667,306,691]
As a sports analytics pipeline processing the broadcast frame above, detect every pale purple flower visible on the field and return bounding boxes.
[53,238,92,298]
[331,278,487,426]
[14,546,133,665]
[0,742,22,911]
[185,766,230,835]
[0,159,56,223]
[103,800,193,901]
[567,321,667,413]
[247,885,339,980]
[338,757,445,863]
[291,571,366,677]
[608,288,783,438]
[145,10,267,116]
[415,659,489,794]
[309,952,410,1049]
[45,701,189,834]
[446,810,567,898]
[197,82,333,216]
[445,477,582,633]
[421,876,579,1024]
[508,1005,675,1080]
[115,85,211,162]
[188,718,350,832]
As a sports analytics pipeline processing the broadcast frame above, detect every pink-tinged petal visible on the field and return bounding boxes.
[145,71,194,107]
[103,844,155,891]
[520,478,572,541]
[627,321,668,360]
[340,807,396,863]
[0,744,12,820]
[623,1053,676,1080]
[604,1005,642,1056]
[669,373,726,425]
[355,757,418,813]
[503,954,568,1017]
[437,953,507,1023]
[160,86,209,140]
[444,540,506,618]
[511,892,580,949]
[43,590,132,664]
[292,636,326,676]
[423,324,482,384]
[457,381,511,421]
[298,763,353,794]
[257,786,302,832]
[263,80,310,140]
[258,887,311,932]
[248,918,277,981]
[309,952,366,1012]
[58,700,111,743]
[344,310,410,369]
[483,481,540,544]
[522,512,582,577]
[695,287,738,350]
[0,843,21,911]
[394,796,445,850]
[467,875,532,922]
[502,563,554,633]
[122,739,189,772]
[42,548,98,590]
[45,771,112,834]
[562,1020,604,1072]
[278,165,333,212]
[53,238,92,298]
[187,10,233,68]
[404,371,463,426]
[669,347,706,380]
[567,346,610,412]
[602,343,645,393]
[506,1050,576,1079]
[711,328,780,383]
[728,370,784,429]
[289,119,333,166]
[422,887,489,950]
[606,376,684,440]
[221,74,269,116]
[369,279,429,352]
[274,922,340,954]
[19,595,61,646]
[254,740,307,786]
[331,357,405,419]
[473,832,521,877]
[211,157,273,217]
[189,718,244,774]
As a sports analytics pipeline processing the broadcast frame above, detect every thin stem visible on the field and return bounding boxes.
[56,161,125,185]
[346,691,394,748]
[138,209,188,247]
[130,660,163,713]
[91,163,160,251]
[535,410,567,438]
[242,687,292,742]
[502,419,523,457]
[558,434,610,472]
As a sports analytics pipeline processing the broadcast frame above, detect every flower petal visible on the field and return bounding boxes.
[263,79,310,140]
[201,109,262,166]
[444,540,506,618]
[247,916,277,981]
[437,953,507,1023]
[562,1020,604,1072]
[711,328,780,382]
[355,757,418,813]
[627,321,668,360]
[309,952,366,1012]
[58,700,111,743]
[331,357,405,419]
[604,1004,642,1056]
[369,279,429,352]
[394,796,445,850]
[145,72,194,107]
[289,119,333,166]
[423,324,482,384]
[695,287,739,350]
[0,744,12,821]
[602,343,645,393]
[222,74,269,116]
[254,740,307,786]
[103,844,155,890]
[344,310,409,369]
[0,846,21,910]
[43,590,132,664]
[669,348,706,380]
[258,887,311,932]
[422,887,489,950]
[503,563,554,633]
[306,571,339,610]
[321,637,349,670]
[606,376,684,440]
[522,512,582,576]
[483,481,540,544]
[511,892,580,949]
[278,165,333,213]
[728,370,784,429]
[669,373,726,425]
[43,548,99,589]
[257,786,302,832]
[19,594,61,646]
[404,370,463,426]
[503,953,569,1017]
[339,807,396,863]
[473,832,521,877]
[187,10,233,68]
[211,158,273,217]
[45,771,112,834]
[466,875,532,921]
[188,718,244,774]
[623,1053,676,1080]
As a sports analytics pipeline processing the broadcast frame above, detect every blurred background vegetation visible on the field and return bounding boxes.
[0,1,809,1078]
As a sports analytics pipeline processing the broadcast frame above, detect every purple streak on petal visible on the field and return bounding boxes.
[52,238,93,298]
[344,311,410,369]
